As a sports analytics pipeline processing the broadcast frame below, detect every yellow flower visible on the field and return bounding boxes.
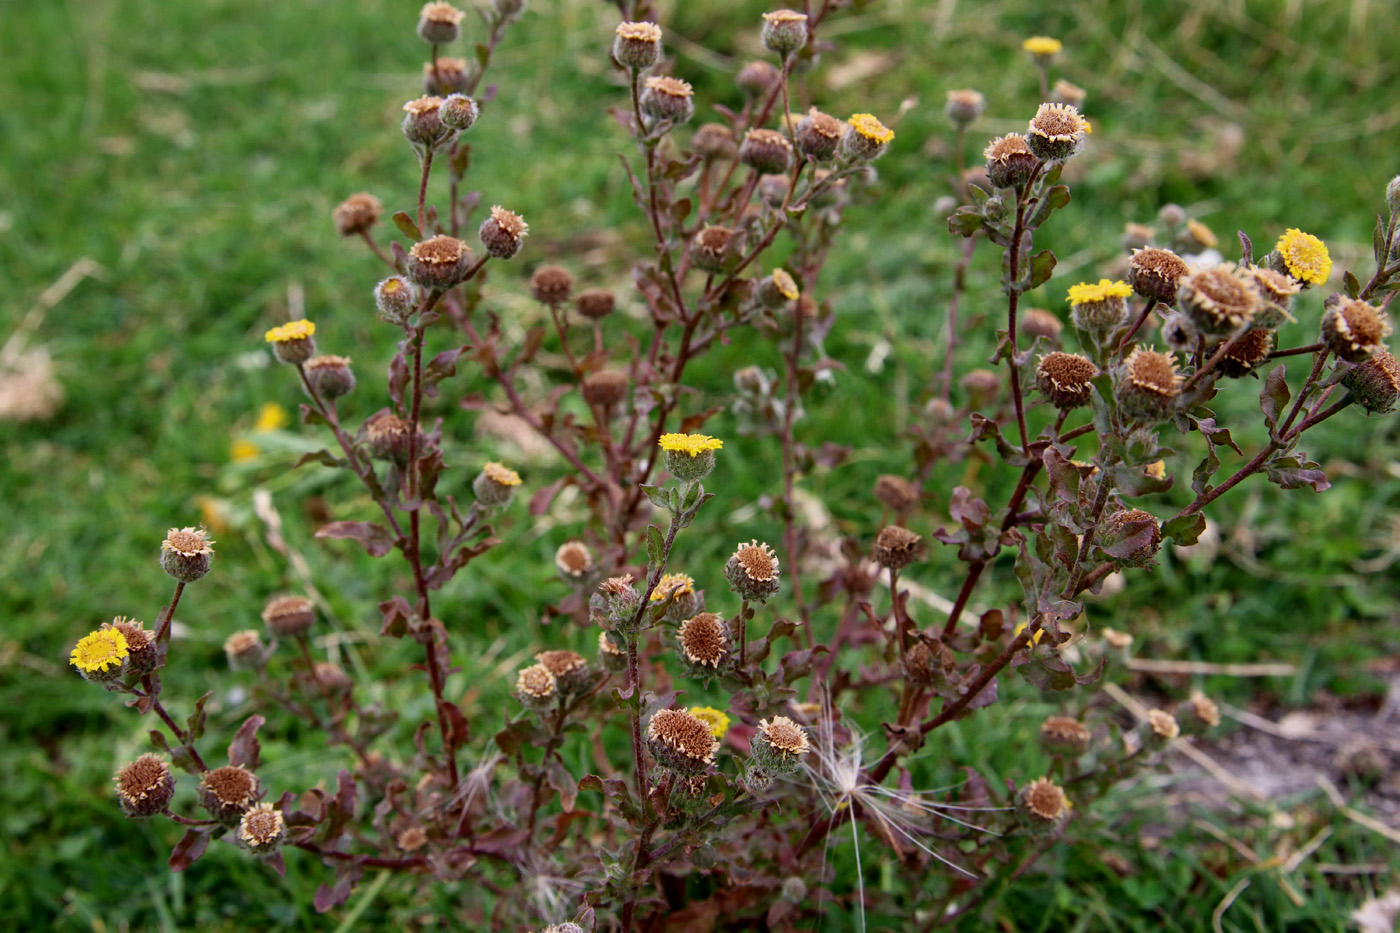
[1022,36,1063,57]
[688,706,730,739]
[264,320,315,343]
[253,402,289,432]
[658,433,723,457]
[771,269,799,301]
[1014,621,1044,646]
[1276,228,1332,285]
[1144,460,1166,481]
[483,462,522,486]
[847,113,894,145]
[649,572,696,601]
[230,439,261,462]
[196,496,231,536]
[1066,279,1133,306]
[70,628,130,673]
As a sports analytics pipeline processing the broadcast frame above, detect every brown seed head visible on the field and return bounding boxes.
[115,754,176,819]
[795,108,844,161]
[725,540,781,602]
[401,95,451,149]
[583,371,628,410]
[1127,248,1189,304]
[262,595,316,638]
[647,708,719,774]
[408,234,471,287]
[423,57,471,95]
[1039,716,1091,756]
[364,411,418,462]
[640,75,695,124]
[554,540,595,582]
[305,354,356,399]
[1019,777,1070,826]
[536,649,587,679]
[1146,708,1180,744]
[575,288,615,319]
[1026,102,1089,162]
[1116,347,1181,421]
[678,612,729,669]
[238,803,286,856]
[224,629,265,669]
[1342,348,1400,414]
[515,664,558,700]
[1020,308,1064,342]
[613,21,663,70]
[1321,296,1391,363]
[108,617,155,675]
[692,123,736,160]
[736,60,780,97]
[160,526,214,583]
[333,193,383,237]
[530,265,573,304]
[397,825,429,851]
[758,716,810,757]
[1035,351,1097,409]
[983,133,1039,189]
[312,662,354,695]
[739,128,794,175]
[479,205,529,260]
[1215,328,1274,378]
[1179,266,1260,336]
[198,764,262,824]
[1102,507,1162,566]
[873,525,922,570]
[873,474,919,513]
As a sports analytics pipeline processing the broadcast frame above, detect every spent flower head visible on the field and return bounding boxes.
[238,802,286,857]
[160,526,215,583]
[479,205,528,259]
[1026,102,1089,162]
[333,193,382,237]
[761,9,808,56]
[725,540,781,602]
[613,21,662,70]
[199,764,263,825]
[647,708,719,774]
[114,754,176,819]
[983,133,1039,189]
[417,2,465,44]
[262,594,316,638]
[677,612,729,674]
[1321,295,1390,363]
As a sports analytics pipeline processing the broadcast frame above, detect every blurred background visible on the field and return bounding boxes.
[2,0,1397,928]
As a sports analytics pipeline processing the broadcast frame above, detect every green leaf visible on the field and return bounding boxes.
[392,210,421,241]
[1343,269,1361,300]
[640,484,670,512]
[1162,512,1207,546]
[645,524,664,567]
[1260,364,1290,429]
[1027,249,1058,291]
[947,207,984,238]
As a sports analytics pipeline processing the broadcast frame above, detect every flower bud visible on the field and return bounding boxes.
[1342,348,1400,414]
[739,128,793,175]
[1114,347,1181,422]
[304,355,355,400]
[261,595,316,638]
[582,370,629,408]
[725,540,781,603]
[647,708,718,775]
[530,265,573,304]
[1100,508,1161,567]
[1388,175,1400,215]
[839,113,894,162]
[224,629,266,670]
[375,276,418,325]
[1321,295,1390,363]
[473,461,522,506]
[613,21,662,70]
[160,526,214,583]
[944,89,985,128]
[115,754,176,819]
[1035,351,1097,409]
[1127,248,1188,305]
[417,2,465,44]
[407,235,472,290]
[478,205,528,259]
[198,764,263,825]
[640,75,695,125]
[872,525,922,570]
[761,9,808,56]
[264,320,317,364]
[1026,102,1088,163]
[333,193,382,237]
[439,93,479,132]
[736,60,780,97]
[750,716,811,774]
[794,108,842,161]
[238,803,286,858]
[401,96,452,150]
[983,134,1039,189]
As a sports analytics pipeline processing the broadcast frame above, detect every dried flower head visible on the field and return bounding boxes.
[424,58,471,96]
[1017,777,1070,830]
[417,2,465,44]
[311,662,353,696]
[841,113,894,162]
[752,716,811,774]
[582,370,629,410]
[1026,102,1089,162]
[647,708,719,774]
[1039,717,1091,756]
[873,525,922,570]
[1067,279,1132,331]
[1021,307,1064,342]
[1145,708,1180,748]
[1101,508,1162,566]
[1160,311,1198,354]
[1322,296,1391,363]
[479,206,528,260]
[305,355,355,400]
[1245,265,1301,330]
[263,319,317,365]
[1180,692,1221,737]
[725,540,781,603]
[160,526,215,583]
[1178,266,1259,336]
[554,540,595,584]
[1053,78,1086,108]
[515,663,558,711]
[1214,328,1274,378]
[1342,348,1400,414]
[677,612,729,671]
[640,75,695,125]
[1035,351,1097,409]
[407,235,472,290]
[692,122,736,161]
[535,650,589,694]
[650,571,700,616]
[439,92,479,131]
[238,802,286,857]
[474,461,522,507]
[983,133,1038,189]
[597,630,627,671]
[690,225,738,273]
[1127,248,1189,305]
[1276,228,1332,285]
[114,754,175,819]
[795,108,844,161]
[224,629,265,670]
[333,193,382,237]
[944,89,985,127]
[260,595,315,640]
[739,128,794,175]
[1022,36,1062,60]
[761,9,808,56]
[198,764,262,824]
[530,265,573,304]
[613,21,663,70]
[873,474,919,513]
[575,288,615,319]
[363,411,418,463]
[736,60,780,96]
[1115,347,1181,421]
[401,95,452,149]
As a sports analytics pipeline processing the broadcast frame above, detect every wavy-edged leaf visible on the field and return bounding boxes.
[316,521,395,557]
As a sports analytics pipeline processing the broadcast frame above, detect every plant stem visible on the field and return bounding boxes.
[417,148,434,237]
[1115,299,1159,354]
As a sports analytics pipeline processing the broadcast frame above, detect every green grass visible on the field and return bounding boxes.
[3,0,1399,928]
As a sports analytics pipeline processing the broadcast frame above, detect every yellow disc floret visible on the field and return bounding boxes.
[1067,279,1133,306]
[658,433,723,457]
[687,706,731,739]
[483,462,522,486]
[1022,36,1063,56]
[847,113,894,145]
[1276,228,1332,285]
[264,320,316,343]
[71,628,130,673]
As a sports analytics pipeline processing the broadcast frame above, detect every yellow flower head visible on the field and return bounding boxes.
[264,320,315,344]
[71,628,130,673]
[1066,279,1133,306]
[687,706,730,739]
[1022,36,1063,57]
[482,462,522,486]
[1276,228,1332,285]
[253,402,289,432]
[230,439,261,462]
[1013,621,1045,646]
[847,113,894,145]
[649,572,696,601]
[658,433,723,457]
[771,269,799,301]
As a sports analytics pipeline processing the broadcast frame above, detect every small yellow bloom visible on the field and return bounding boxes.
[264,320,315,344]
[1276,228,1332,285]
[253,402,289,432]
[1066,279,1133,306]
[230,439,261,462]
[196,496,231,536]
[483,462,522,486]
[649,572,696,601]
[1144,460,1166,481]
[688,706,730,739]
[1014,621,1044,646]
[70,628,130,673]
[1022,36,1063,57]
[771,269,799,301]
[847,113,894,145]
[658,433,723,457]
